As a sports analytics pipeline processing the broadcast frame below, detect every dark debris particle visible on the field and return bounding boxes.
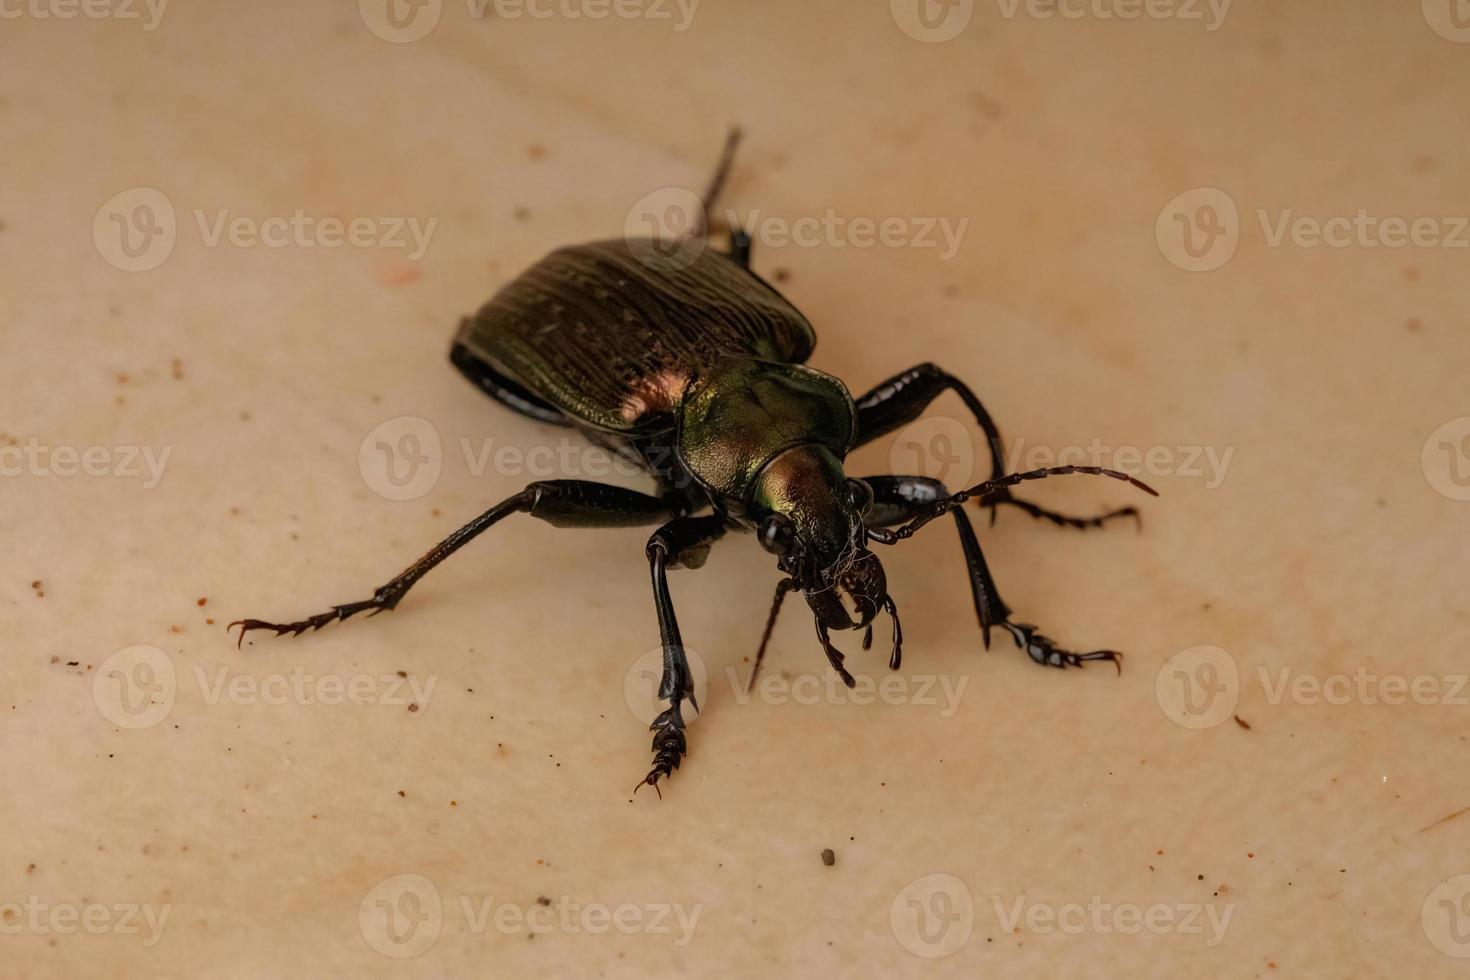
[1233,714,1252,730]
[536,896,551,906]
[821,848,835,867]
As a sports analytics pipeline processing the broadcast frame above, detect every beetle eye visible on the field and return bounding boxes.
[847,478,874,515]
[758,514,795,555]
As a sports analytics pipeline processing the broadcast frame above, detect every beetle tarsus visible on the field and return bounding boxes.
[228,595,393,648]
[636,706,688,798]
[1002,621,1123,675]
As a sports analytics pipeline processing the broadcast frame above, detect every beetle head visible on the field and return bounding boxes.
[751,444,885,630]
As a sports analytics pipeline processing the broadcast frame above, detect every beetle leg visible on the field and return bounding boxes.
[862,474,1123,674]
[851,363,1142,531]
[695,127,743,240]
[637,515,728,797]
[230,481,673,647]
[729,225,753,269]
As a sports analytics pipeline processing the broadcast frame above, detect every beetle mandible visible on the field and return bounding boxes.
[232,130,1158,794]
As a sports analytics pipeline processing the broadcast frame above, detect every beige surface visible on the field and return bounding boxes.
[4,1,1470,976]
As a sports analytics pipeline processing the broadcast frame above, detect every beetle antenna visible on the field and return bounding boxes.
[746,577,795,693]
[697,126,743,239]
[868,466,1158,544]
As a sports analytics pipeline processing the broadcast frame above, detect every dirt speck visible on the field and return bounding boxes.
[821,848,835,867]
[378,262,423,287]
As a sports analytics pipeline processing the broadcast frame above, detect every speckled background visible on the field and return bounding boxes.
[3,1,1469,976]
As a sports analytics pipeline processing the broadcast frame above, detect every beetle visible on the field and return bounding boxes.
[231,130,1157,794]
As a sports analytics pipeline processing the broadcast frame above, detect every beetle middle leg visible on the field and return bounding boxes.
[640,514,728,796]
[862,474,1123,673]
[852,363,1140,532]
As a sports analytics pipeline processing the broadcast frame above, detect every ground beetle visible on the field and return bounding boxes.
[232,131,1157,794]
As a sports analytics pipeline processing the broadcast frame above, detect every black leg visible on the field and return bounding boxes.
[729,225,753,269]
[862,474,1123,674]
[852,363,1140,531]
[230,480,672,646]
[696,127,742,240]
[639,514,728,796]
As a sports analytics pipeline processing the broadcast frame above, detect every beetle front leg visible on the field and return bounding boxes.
[851,363,1140,532]
[638,515,727,797]
[863,475,1123,674]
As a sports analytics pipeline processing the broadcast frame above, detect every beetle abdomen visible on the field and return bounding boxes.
[455,240,816,434]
